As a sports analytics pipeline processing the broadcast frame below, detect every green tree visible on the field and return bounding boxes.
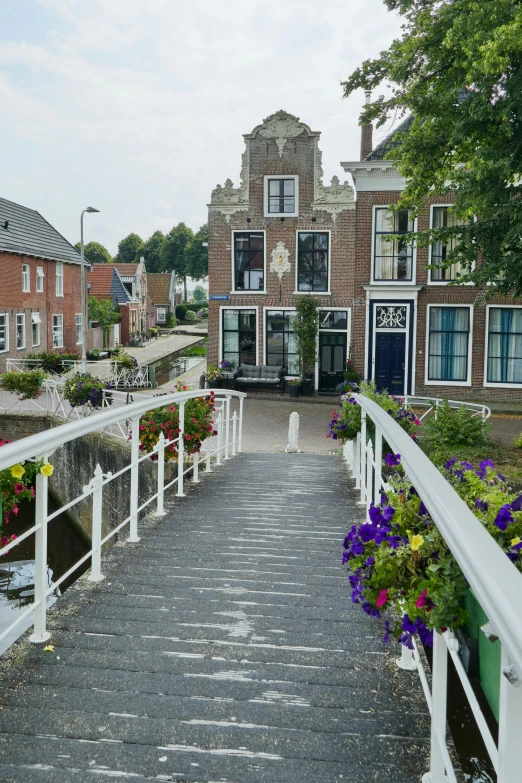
[192,284,207,303]
[114,233,144,264]
[294,295,319,376]
[186,224,208,282]
[88,296,120,350]
[342,0,522,294]
[161,222,194,302]
[142,230,166,273]
[74,241,112,265]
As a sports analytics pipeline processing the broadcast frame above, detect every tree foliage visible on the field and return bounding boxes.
[142,230,166,273]
[192,284,207,302]
[74,241,112,265]
[88,296,120,349]
[115,233,144,264]
[342,0,522,295]
[162,222,194,301]
[186,224,208,281]
[294,295,319,376]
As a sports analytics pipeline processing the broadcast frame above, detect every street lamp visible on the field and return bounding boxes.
[80,207,100,372]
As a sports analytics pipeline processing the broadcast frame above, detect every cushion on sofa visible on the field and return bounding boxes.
[239,364,260,378]
[259,365,283,378]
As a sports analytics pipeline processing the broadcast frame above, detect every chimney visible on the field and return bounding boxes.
[360,90,373,161]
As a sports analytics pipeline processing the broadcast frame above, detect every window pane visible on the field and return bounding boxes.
[298,233,313,251]
[283,179,294,195]
[266,309,297,374]
[249,235,264,250]
[283,199,295,213]
[269,180,280,195]
[314,234,328,250]
[375,208,394,233]
[397,209,409,233]
[314,271,328,291]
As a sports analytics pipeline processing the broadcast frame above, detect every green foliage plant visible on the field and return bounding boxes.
[0,369,46,400]
[206,365,223,382]
[88,297,121,350]
[26,351,79,374]
[114,353,137,371]
[514,433,522,449]
[175,304,188,321]
[0,445,45,545]
[165,312,176,328]
[183,345,207,358]
[74,241,112,265]
[184,310,197,323]
[115,233,144,264]
[294,296,319,376]
[420,401,491,466]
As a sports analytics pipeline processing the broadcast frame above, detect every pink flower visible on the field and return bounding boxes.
[30,486,35,497]
[376,589,388,608]
[140,424,146,431]
[414,418,421,426]
[13,483,24,495]
[415,589,428,609]
[11,505,19,516]
[185,434,191,441]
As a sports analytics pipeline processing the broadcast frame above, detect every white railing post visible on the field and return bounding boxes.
[366,439,373,517]
[192,449,199,483]
[88,464,105,582]
[359,411,367,505]
[224,396,231,459]
[29,467,51,644]
[232,411,237,457]
[205,438,212,472]
[238,397,244,452]
[127,415,140,543]
[177,401,185,497]
[216,412,222,466]
[354,432,360,489]
[156,432,166,516]
[422,631,449,783]
[397,641,417,671]
[374,425,382,506]
[497,648,522,783]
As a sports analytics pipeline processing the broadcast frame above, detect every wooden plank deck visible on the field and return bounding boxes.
[0,454,429,782]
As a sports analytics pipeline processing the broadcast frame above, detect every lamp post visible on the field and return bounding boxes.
[80,207,100,372]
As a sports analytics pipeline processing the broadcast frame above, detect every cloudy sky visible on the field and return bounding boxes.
[1,0,403,255]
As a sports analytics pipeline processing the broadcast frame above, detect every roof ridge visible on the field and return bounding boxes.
[0,196,39,214]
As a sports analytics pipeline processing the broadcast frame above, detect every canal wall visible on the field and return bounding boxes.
[148,337,205,386]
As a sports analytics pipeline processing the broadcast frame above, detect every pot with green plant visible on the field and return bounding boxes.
[0,368,46,400]
[206,365,223,389]
[287,377,302,398]
[294,296,319,395]
[63,372,113,409]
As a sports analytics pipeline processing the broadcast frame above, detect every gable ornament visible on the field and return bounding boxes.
[270,241,291,280]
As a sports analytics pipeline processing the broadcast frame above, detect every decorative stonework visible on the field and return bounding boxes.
[270,241,291,281]
[312,142,355,221]
[254,110,308,158]
[209,146,250,220]
[376,306,407,329]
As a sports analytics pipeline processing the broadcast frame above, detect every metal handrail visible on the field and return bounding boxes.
[401,394,491,421]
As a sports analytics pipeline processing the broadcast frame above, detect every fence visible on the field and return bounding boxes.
[343,393,522,783]
[401,395,491,422]
[0,388,245,652]
[5,358,151,390]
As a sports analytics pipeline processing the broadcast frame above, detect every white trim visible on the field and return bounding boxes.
[263,175,299,218]
[424,304,473,387]
[55,261,64,297]
[156,307,166,322]
[22,264,30,293]
[370,302,410,396]
[52,313,64,349]
[370,205,417,286]
[219,305,259,367]
[36,267,44,293]
[75,313,83,346]
[0,313,8,353]
[427,204,474,286]
[316,307,351,392]
[262,305,297,374]
[483,304,522,388]
[294,229,331,295]
[230,230,267,294]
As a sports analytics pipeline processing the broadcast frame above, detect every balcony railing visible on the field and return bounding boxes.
[343,393,522,783]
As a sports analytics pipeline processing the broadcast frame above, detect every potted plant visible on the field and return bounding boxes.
[287,377,302,398]
[63,372,113,409]
[220,359,235,373]
[114,353,138,370]
[0,368,46,400]
[206,364,224,389]
[294,296,319,395]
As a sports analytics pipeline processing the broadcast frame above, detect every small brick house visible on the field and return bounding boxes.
[207,110,356,392]
[0,196,95,370]
[87,264,139,347]
[112,259,150,335]
[147,272,176,326]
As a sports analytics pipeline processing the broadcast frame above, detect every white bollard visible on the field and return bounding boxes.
[88,464,106,582]
[285,412,300,453]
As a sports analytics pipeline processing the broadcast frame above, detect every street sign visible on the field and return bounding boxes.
[209,295,230,301]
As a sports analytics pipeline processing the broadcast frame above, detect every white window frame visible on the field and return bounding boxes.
[424,303,473,387]
[22,264,30,293]
[219,305,259,367]
[231,230,267,294]
[0,314,8,353]
[36,266,44,292]
[294,229,331,295]
[428,204,474,285]
[483,304,522,388]
[75,314,83,345]
[16,313,26,350]
[55,262,64,297]
[52,314,64,348]
[31,312,41,348]
[156,307,167,322]
[263,175,299,218]
[371,205,417,286]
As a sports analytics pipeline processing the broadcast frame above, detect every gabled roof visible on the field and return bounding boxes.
[0,197,83,264]
[112,262,138,280]
[364,115,413,161]
[148,272,173,305]
[88,264,133,304]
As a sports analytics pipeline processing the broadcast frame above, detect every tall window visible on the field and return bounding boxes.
[31,313,41,347]
[234,233,264,291]
[266,310,298,374]
[0,314,8,352]
[56,262,63,296]
[430,207,465,282]
[53,314,63,348]
[75,314,82,345]
[297,232,329,292]
[16,313,25,349]
[265,176,298,216]
[374,208,414,281]
[22,264,30,292]
[222,309,256,370]
[487,308,522,384]
[428,307,470,382]
[36,266,44,292]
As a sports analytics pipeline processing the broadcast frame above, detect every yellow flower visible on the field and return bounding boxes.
[411,534,424,552]
[10,463,25,479]
[43,645,54,652]
[511,537,521,547]
[40,463,54,477]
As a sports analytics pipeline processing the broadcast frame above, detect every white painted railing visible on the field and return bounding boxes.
[343,394,522,783]
[5,358,152,389]
[0,388,246,652]
[401,395,491,422]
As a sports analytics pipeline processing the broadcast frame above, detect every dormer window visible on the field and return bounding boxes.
[264,176,299,217]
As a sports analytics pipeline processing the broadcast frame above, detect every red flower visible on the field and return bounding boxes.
[185,434,191,441]
[13,483,24,495]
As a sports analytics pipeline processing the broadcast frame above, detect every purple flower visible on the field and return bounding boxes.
[362,602,380,618]
[417,621,434,647]
[368,505,382,524]
[382,505,396,523]
[479,459,495,471]
[475,498,489,512]
[511,496,522,512]
[495,504,514,531]
[402,614,417,634]
[497,473,506,482]
[383,620,391,644]
[418,501,429,517]
[444,456,458,470]
[385,453,401,467]
[460,461,474,471]
[506,552,519,563]
[399,631,414,649]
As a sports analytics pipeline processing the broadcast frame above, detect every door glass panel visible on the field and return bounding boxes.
[333,345,344,372]
[321,345,331,372]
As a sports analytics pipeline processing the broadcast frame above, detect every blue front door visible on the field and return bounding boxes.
[375,333,406,394]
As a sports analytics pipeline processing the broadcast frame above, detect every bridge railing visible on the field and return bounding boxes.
[5,358,152,389]
[400,394,491,422]
[343,393,522,783]
[0,388,246,652]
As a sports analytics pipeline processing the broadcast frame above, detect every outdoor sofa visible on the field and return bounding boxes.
[234,364,286,394]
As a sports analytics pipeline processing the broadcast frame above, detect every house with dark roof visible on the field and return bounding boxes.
[0,197,98,368]
[147,272,176,325]
[111,258,153,334]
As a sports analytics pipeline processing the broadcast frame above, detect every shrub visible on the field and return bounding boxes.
[185,303,202,313]
[515,433,522,449]
[63,372,112,409]
[87,348,101,360]
[184,310,197,323]
[175,304,188,321]
[183,345,207,358]
[420,401,490,465]
[165,312,176,328]
[0,369,46,400]
[149,327,158,337]
[26,351,79,374]
[114,353,137,370]
[139,387,216,460]
[197,308,208,319]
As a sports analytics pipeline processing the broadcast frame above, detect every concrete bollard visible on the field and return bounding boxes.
[285,411,301,453]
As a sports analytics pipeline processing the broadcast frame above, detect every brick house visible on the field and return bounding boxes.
[207,111,356,392]
[87,264,139,346]
[341,115,522,403]
[147,272,176,326]
[0,196,95,370]
[112,258,151,334]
